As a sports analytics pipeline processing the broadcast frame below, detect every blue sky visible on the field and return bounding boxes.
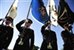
[0,0,74,50]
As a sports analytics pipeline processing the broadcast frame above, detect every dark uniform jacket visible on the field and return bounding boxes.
[40,23,58,50]
[0,24,13,49]
[61,30,74,50]
[13,20,34,50]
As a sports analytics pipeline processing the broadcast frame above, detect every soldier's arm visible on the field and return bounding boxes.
[41,21,50,33]
[6,28,13,47]
[16,20,25,32]
[30,30,34,50]
[52,32,58,50]
[53,32,57,42]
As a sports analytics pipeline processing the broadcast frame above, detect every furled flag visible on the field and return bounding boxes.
[0,0,18,25]
[32,0,49,24]
[49,0,58,26]
[6,0,18,19]
[58,0,74,28]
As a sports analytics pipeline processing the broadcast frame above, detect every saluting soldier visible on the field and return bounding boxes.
[40,21,58,50]
[61,24,74,50]
[13,19,34,50]
[0,17,13,50]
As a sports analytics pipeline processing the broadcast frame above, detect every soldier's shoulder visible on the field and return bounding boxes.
[50,30,56,33]
[29,28,34,32]
[0,24,6,28]
[61,30,68,34]
[30,28,34,31]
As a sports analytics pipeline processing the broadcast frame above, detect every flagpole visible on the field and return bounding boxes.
[49,0,51,25]
[26,1,32,19]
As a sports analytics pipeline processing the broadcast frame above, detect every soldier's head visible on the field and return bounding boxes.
[5,17,13,25]
[24,19,33,28]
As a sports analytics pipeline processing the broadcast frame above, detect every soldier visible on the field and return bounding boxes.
[40,21,58,50]
[61,24,74,50]
[0,17,13,50]
[13,19,34,50]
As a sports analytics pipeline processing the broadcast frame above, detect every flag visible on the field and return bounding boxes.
[58,0,74,28]
[4,0,19,26]
[32,0,49,24]
[7,0,18,19]
[49,0,58,26]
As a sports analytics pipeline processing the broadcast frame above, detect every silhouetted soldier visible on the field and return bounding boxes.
[61,24,74,50]
[40,21,58,50]
[13,19,34,50]
[0,17,13,50]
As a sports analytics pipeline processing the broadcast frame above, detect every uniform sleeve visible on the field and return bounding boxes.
[2,27,13,48]
[61,31,67,42]
[0,25,3,36]
[52,31,58,50]
[16,20,25,32]
[41,22,49,33]
[6,28,13,48]
[41,22,50,40]
[30,30,34,50]
[53,32,57,42]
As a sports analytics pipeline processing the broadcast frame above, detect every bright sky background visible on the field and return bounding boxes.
[0,0,74,50]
